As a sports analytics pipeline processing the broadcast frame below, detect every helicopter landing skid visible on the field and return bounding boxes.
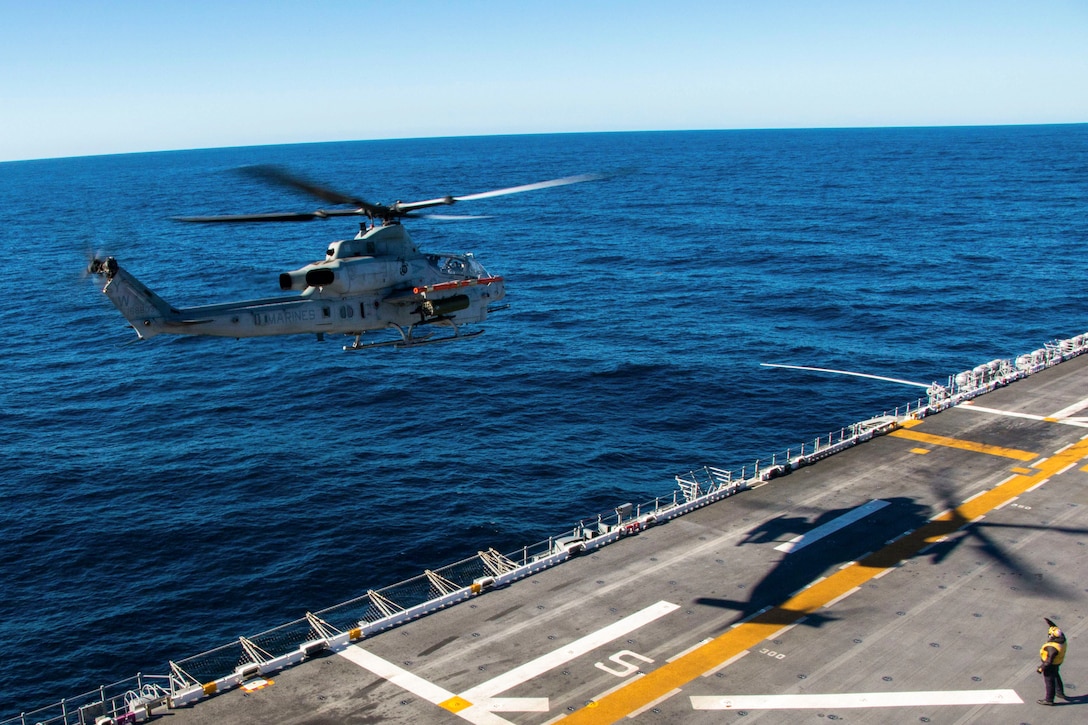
[343,323,484,351]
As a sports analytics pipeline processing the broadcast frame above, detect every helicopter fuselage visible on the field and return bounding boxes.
[90,223,505,348]
[87,167,597,350]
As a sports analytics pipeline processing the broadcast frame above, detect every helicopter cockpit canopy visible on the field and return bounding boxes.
[429,253,489,279]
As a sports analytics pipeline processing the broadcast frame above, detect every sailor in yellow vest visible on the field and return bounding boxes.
[1037,617,1069,705]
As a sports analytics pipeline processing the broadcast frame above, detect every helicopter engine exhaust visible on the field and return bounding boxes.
[279,271,303,290]
[280,268,336,291]
[422,294,470,317]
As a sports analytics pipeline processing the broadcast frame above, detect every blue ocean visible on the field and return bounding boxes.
[1,126,1086,715]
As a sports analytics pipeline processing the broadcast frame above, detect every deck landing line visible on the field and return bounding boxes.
[337,601,679,724]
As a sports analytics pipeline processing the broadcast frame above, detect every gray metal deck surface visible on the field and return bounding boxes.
[164,354,1088,724]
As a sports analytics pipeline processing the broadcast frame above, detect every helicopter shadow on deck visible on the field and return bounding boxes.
[735,512,816,546]
[694,495,1081,630]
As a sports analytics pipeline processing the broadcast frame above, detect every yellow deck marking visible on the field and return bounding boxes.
[1012,467,1033,474]
[910,448,931,455]
[560,434,1088,724]
[888,429,1037,461]
[441,696,473,713]
[240,678,274,692]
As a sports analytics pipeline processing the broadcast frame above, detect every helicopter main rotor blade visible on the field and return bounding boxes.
[173,168,602,224]
[242,165,388,217]
[413,213,491,220]
[455,173,602,201]
[393,173,602,214]
[174,209,366,223]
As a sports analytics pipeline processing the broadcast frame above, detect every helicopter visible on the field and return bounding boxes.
[88,166,597,350]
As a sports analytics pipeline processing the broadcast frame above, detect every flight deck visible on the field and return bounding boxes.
[9,344,1088,725]
[148,350,1088,724]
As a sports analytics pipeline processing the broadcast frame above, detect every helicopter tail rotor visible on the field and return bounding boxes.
[81,248,104,279]
[86,257,178,339]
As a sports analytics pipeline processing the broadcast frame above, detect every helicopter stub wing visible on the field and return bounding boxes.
[382,277,505,305]
[382,288,427,305]
[417,277,504,294]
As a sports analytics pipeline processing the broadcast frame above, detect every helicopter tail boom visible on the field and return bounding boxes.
[88,257,177,339]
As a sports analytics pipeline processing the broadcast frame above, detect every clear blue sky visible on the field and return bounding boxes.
[1,0,1085,162]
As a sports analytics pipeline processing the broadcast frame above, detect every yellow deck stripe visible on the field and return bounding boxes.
[888,429,1037,461]
[560,435,1088,724]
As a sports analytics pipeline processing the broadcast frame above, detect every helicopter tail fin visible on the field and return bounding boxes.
[88,257,177,339]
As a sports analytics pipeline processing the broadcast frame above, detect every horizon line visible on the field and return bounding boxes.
[4,121,1085,165]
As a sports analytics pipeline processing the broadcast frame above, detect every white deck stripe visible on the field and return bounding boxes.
[627,687,682,718]
[477,697,550,712]
[455,704,519,724]
[667,637,713,662]
[1049,394,1088,419]
[959,403,1045,421]
[339,600,678,721]
[337,645,456,704]
[823,586,860,609]
[774,500,890,553]
[461,600,679,700]
[700,649,749,678]
[690,689,1022,710]
[961,402,1088,427]
[591,672,646,701]
[337,646,516,725]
